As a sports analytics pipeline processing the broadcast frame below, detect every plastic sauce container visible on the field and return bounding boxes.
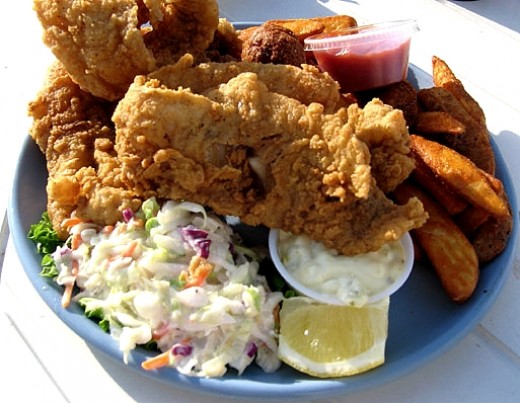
[268,229,414,307]
[304,20,419,92]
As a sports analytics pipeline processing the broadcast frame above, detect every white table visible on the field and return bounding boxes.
[1,1,519,402]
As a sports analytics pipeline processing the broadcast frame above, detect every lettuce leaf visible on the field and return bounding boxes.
[27,212,64,277]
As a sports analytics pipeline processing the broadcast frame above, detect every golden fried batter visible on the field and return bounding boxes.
[34,0,219,101]
[28,62,142,238]
[148,54,342,112]
[113,70,426,255]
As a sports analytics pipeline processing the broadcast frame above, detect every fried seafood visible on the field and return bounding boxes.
[112,70,427,255]
[34,0,219,101]
[148,54,344,112]
[206,18,244,62]
[240,23,306,66]
[28,61,142,238]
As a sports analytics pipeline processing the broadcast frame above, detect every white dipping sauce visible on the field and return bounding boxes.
[277,231,407,306]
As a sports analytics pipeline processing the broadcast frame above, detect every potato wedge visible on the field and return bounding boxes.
[417,87,495,174]
[409,135,509,217]
[456,205,489,235]
[472,213,513,263]
[470,169,513,263]
[415,111,465,136]
[268,15,358,42]
[359,80,418,127]
[432,56,486,127]
[411,156,468,215]
[393,181,479,302]
[266,19,324,42]
[315,15,358,33]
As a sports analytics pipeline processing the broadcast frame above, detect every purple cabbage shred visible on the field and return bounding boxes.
[181,226,211,259]
[172,343,193,357]
[245,342,257,358]
[122,208,135,223]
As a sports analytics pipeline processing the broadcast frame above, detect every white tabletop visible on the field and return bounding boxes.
[1,1,520,402]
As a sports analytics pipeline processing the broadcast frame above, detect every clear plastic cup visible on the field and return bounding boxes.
[268,229,415,306]
[304,20,419,92]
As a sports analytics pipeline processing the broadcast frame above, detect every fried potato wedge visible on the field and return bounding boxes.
[237,26,259,43]
[432,56,486,127]
[411,156,468,215]
[393,181,479,303]
[358,80,418,127]
[315,15,358,33]
[268,15,358,42]
[456,205,489,235]
[266,19,324,42]
[417,87,495,174]
[469,170,513,263]
[415,111,465,136]
[472,213,513,263]
[409,135,509,217]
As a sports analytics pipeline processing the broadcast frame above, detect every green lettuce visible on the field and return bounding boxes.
[27,212,64,277]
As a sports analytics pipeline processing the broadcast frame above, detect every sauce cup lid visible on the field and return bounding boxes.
[304,19,419,52]
[268,229,415,306]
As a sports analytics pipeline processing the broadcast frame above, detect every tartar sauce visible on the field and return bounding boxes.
[277,231,407,306]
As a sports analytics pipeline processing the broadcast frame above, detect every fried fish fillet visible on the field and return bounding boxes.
[148,54,343,112]
[113,69,427,255]
[28,61,142,238]
[34,0,219,101]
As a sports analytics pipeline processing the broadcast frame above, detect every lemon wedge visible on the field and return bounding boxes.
[277,296,389,378]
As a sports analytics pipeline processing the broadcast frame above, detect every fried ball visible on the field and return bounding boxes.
[240,23,306,67]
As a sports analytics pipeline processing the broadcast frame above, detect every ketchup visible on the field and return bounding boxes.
[313,38,411,92]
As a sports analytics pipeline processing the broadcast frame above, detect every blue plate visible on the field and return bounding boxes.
[8,62,518,400]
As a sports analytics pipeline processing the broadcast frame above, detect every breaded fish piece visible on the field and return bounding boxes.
[113,71,427,255]
[148,54,343,112]
[28,61,142,238]
[34,0,219,100]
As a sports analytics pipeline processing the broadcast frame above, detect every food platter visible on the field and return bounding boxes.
[8,60,518,400]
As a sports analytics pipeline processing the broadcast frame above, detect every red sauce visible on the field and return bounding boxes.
[312,38,411,92]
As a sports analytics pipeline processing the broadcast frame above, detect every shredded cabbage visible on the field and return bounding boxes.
[52,198,283,377]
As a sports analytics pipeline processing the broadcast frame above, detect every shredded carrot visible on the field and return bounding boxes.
[62,217,82,229]
[141,351,171,371]
[61,261,79,308]
[71,259,79,276]
[183,256,213,288]
[122,240,138,258]
[71,233,82,250]
[61,283,74,308]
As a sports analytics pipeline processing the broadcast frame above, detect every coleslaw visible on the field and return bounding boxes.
[45,198,283,377]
